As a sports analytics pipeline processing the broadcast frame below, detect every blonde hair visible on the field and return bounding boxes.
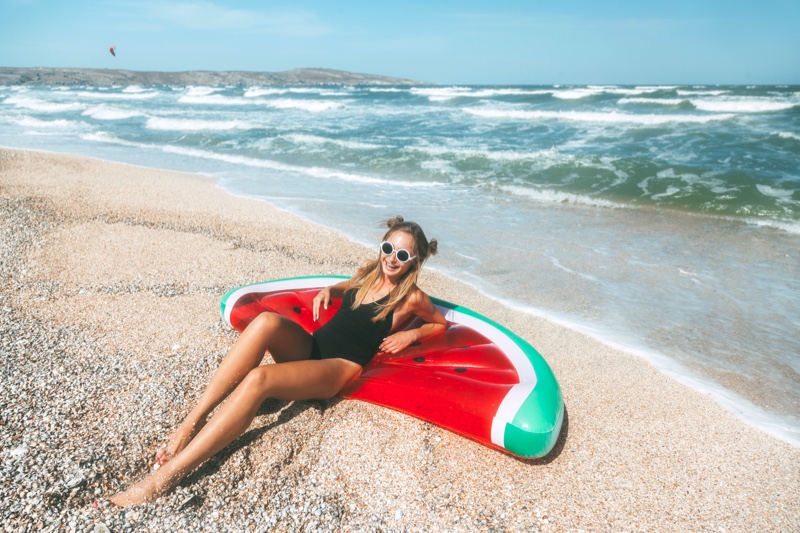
[350,215,438,322]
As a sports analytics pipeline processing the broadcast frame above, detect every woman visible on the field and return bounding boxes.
[110,216,447,506]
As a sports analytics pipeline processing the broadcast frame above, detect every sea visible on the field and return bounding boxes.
[1,82,798,447]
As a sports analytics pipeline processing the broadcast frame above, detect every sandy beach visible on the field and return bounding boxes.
[1,147,798,531]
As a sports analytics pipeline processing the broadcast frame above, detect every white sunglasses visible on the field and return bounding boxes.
[380,241,416,263]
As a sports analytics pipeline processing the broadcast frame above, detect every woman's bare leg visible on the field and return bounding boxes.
[110,357,361,507]
[155,313,313,464]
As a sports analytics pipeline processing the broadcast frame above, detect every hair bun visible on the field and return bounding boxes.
[385,215,405,228]
[428,238,438,256]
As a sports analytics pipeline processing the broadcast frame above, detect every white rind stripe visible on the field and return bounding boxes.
[439,305,537,449]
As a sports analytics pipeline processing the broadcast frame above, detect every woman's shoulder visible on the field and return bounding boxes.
[404,286,434,309]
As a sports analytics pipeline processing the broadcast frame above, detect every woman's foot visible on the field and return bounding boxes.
[108,476,162,507]
[154,418,206,466]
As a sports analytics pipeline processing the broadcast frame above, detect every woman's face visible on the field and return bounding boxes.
[380,230,416,282]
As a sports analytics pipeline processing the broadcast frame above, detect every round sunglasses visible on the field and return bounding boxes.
[380,241,416,263]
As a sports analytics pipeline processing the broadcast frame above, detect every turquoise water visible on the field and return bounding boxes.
[1,83,798,445]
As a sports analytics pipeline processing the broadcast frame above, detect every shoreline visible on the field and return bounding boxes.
[2,148,798,531]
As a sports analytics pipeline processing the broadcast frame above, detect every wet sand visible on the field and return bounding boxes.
[1,148,798,531]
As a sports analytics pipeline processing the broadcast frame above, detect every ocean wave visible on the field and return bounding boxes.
[284,133,382,150]
[244,88,289,97]
[74,90,159,100]
[742,217,800,235]
[3,95,84,112]
[178,94,250,105]
[183,86,223,97]
[757,184,797,204]
[618,97,687,106]
[691,97,798,113]
[243,87,351,99]
[638,168,738,200]
[406,144,567,163]
[81,131,140,147]
[552,86,667,100]
[13,117,83,129]
[775,131,800,142]
[121,86,149,94]
[465,107,734,125]
[79,132,418,187]
[266,99,344,112]
[82,105,144,120]
[160,145,437,188]
[410,86,551,102]
[635,85,678,91]
[677,89,729,96]
[146,117,260,131]
[500,185,629,208]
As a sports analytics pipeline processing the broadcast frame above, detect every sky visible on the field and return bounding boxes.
[1,0,798,85]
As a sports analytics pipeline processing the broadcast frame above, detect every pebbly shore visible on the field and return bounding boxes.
[1,148,798,532]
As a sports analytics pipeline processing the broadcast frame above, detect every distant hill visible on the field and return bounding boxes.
[0,67,423,86]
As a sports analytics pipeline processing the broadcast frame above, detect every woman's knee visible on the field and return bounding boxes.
[238,366,274,399]
[249,312,281,332]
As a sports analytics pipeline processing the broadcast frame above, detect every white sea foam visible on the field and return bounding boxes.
[244,88,289,97]
[184,86,222,97]
[692,98,798,113]
[410,87,473,101]
[146,117,260,131]
[775,131,800,142]
[651,186,682,200]
[82,105,143,120]
[550,87,604,99]
[677,89,729,96]
[178,94,251,105]
[266,99,343,112]
[635,85,678,91]
[407,144,566,164]
[618,97,687,106]
[3,95,84,112]
[410,86,552,102]
[465,107,734,125]
[13,117,81,129]
[500,185,629,209]
[285,133,381,150]
[551,86,664,100]
[742,217,800,235]
[757,184,796,202]
[74,90,159,100]
[121,85,148,93]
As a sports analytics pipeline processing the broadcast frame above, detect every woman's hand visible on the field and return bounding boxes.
[379,330,417,354]
[312,287,331,322]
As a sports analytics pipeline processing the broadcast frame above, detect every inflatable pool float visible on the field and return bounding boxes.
[220,276,564,458]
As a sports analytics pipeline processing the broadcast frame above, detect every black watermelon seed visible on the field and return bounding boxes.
[293,306,301,314]
[413,356,426,363]
[410,341,422,347]
[454,367,467,373]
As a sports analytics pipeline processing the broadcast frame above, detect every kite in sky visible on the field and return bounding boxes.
[109,45,116,57]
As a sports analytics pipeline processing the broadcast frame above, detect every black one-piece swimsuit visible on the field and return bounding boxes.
[309,289,394,367]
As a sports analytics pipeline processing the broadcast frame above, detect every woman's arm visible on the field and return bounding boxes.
[313,261,372,321]
[312,278,351,321]
[379,290,447,354]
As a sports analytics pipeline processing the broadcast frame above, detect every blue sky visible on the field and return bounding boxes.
[1,0,798,84]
